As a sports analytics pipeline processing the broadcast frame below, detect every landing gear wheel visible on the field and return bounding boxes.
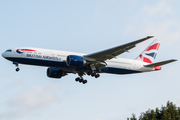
[87,72,92,76]
[91,73,96,77]
[79,79,83,83]
[95,74,100,78]
[13,62,20,72]
[76,73,88,84]
[75,77,80,82]
[16,68,20,72]
[83,80,87,84]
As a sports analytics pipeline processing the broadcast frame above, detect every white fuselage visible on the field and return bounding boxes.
[2,47,155,75]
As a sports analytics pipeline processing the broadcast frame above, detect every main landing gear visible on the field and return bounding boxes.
[87,71,100,78]
[75,71,100,84]
[75,77,87,84]
[75,72,87,84]
[13,62,20,72]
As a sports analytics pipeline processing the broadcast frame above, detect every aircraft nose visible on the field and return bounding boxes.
[2,52,5,58]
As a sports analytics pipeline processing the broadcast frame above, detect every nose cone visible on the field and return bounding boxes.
[2,52,5,58]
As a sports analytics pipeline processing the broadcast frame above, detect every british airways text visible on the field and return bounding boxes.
[26,54,61,61]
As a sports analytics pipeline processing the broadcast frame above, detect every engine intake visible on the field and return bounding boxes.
[47,67,65,78]
[66,55,86,67]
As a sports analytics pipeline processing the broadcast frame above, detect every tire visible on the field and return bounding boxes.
[95,74,100,78]
[87,72,91,76]
[16,68,20,72]
[75,77,80,82]
[79,79,83,83]
[91,73,96,77]
[83,80,87,84]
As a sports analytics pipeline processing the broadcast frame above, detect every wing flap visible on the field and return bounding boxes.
[144,59,177,67]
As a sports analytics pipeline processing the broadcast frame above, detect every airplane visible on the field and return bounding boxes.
[1,36,177,84]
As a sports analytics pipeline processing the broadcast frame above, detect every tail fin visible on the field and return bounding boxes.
[136,39,161,64]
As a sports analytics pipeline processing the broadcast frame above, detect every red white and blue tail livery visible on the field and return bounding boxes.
[136,39,160,64]
[2,36,177,84]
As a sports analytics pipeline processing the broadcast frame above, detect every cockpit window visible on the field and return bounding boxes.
[6,49,12,52]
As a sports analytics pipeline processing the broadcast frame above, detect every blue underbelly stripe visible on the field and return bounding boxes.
[5,57,67,67]
[5,57,142,74]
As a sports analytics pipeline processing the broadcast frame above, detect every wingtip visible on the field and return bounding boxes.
[147,36,154,38]
[172,59,178,61]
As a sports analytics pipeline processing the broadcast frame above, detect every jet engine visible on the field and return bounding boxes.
[47,67,66,78]
[66,55,87,67]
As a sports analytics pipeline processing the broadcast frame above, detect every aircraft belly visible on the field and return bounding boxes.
[104,60,142,74]
[5,57,91,72]
[6,57,143,74]
[5,57,67,67]
[101,67,142,74]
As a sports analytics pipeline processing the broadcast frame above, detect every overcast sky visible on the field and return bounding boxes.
[0,0,179,120]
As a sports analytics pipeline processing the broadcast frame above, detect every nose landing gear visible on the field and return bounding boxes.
[13,62,20,72]
[16,68,20,72]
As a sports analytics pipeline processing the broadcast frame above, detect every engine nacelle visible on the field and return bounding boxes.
[47,67,65,78]
[66,55,86,67]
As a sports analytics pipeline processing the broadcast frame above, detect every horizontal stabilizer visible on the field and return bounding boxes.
[144,59,177,67]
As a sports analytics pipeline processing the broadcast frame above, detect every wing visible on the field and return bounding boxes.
[84,36,154,62]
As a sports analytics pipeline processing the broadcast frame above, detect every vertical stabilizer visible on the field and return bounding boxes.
[136,39,161,63]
